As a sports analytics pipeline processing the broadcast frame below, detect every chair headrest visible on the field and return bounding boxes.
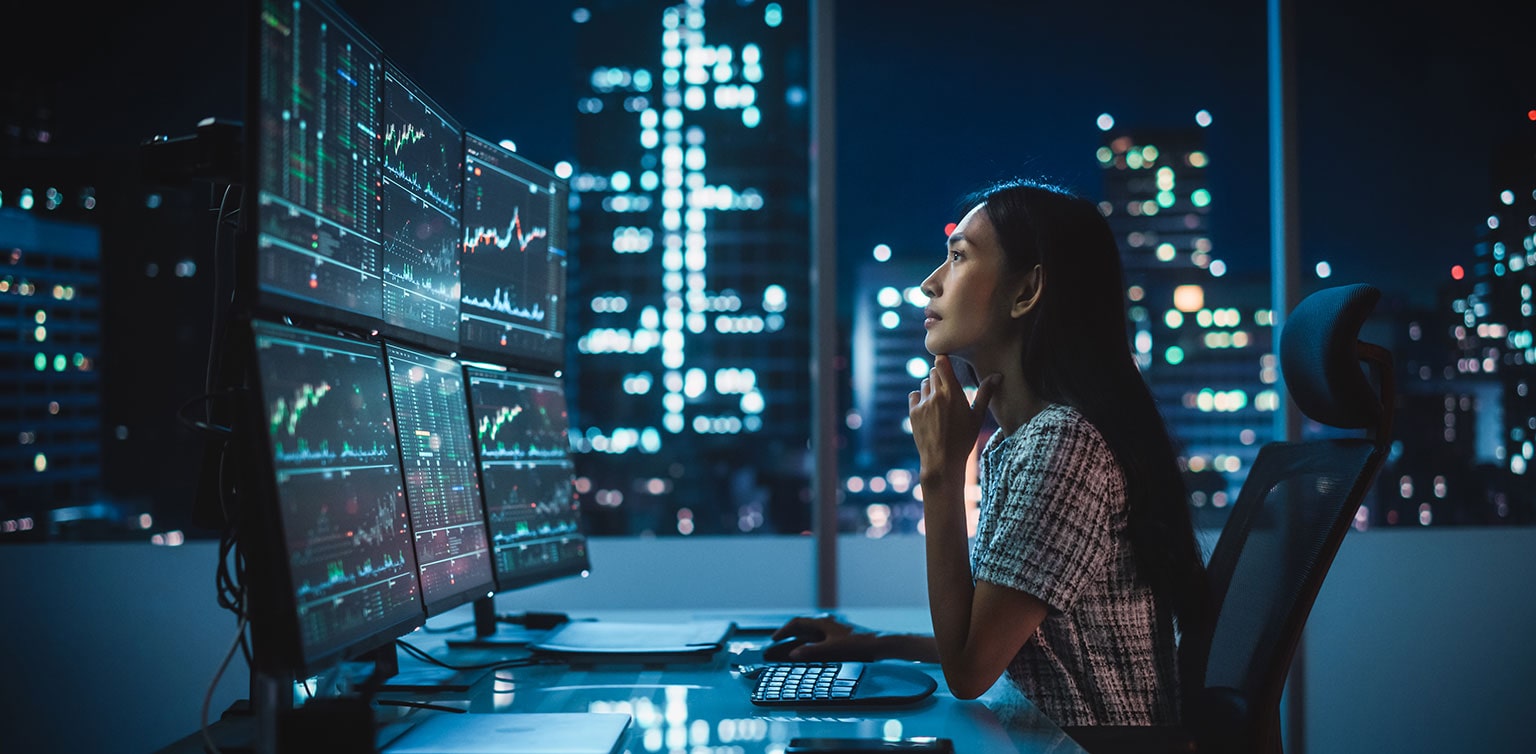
[1279,284,1383,430]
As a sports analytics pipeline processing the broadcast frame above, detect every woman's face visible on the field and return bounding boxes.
[919,203,1019,359]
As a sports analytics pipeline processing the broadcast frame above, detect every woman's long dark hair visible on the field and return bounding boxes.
[961,177,1210,688]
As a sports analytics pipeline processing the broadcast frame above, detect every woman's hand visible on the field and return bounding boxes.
[768,615,884,662]
[767,615,940,663]
[909,355,999,485]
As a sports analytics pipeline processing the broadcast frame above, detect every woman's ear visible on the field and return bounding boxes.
[1011,264,1044,319]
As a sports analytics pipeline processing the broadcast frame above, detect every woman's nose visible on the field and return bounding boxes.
[920,268,941,298]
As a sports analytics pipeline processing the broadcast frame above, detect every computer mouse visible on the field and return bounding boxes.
[762,635,810,662]
[758,623,829,663]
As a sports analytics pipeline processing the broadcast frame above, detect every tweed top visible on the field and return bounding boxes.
[972,404,1181,727]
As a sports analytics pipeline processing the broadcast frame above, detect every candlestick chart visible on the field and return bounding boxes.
[465,366,588,586]
[252,320,420,659]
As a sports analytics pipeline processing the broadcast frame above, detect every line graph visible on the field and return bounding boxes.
[381,67,461,216]
[380,178,460,341]
[462,287,546,322]
[465,206,548,253]
[458,134,567,365]
[285,468,416,604]
[384,122,428,155]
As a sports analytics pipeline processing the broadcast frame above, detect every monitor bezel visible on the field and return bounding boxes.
[380,338,498,619]
[243,316,425,677]
[462,363,590,593]
[456,132,571,373]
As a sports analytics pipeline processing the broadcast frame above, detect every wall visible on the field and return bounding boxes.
[1301,527,1535,754]
[1,529,1532,753]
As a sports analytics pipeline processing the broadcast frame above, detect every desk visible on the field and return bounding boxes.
[163,608,1087,754]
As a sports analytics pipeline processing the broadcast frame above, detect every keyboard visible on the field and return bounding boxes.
[747,662,938,708]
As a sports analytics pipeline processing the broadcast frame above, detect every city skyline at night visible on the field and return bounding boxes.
[2,0,1533,539]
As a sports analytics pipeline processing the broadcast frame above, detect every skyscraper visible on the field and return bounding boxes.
[844,255,933,536]
[1482,130,1536,514]
[565,0,811,536]
[1390,126,1536,526]
[1096,116,1276,526]
[0,205,102,540]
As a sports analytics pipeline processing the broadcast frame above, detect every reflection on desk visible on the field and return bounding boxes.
[161,608,1088,754]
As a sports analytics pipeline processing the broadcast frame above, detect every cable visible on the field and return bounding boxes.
[206,184,243,402]
[206,183,229,397]
[176,392,236,436]
[213,446,244,624]
[211,440,251,666]
[200,615,248,754]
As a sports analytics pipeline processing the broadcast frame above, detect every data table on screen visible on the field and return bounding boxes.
[383,342,496,614]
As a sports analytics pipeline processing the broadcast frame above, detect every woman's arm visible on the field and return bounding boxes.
[913,356,1049,699]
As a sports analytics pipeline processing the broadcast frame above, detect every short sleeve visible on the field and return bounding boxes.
[971,413,1119,613]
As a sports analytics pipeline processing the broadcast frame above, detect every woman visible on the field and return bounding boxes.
[773,178,1209,728]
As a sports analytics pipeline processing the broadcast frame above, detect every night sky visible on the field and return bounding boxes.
[8,0,1534,310]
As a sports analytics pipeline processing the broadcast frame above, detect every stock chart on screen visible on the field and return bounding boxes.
[460,133,568,369]
[252,320,420,665]
[379,65,462,345]
[254,0,384,327]
[465,366,588,589]
[383,342,494,615]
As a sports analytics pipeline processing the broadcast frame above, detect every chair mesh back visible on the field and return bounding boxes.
[1202,438,1385,700]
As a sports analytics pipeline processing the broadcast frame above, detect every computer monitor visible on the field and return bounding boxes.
[459,133,570,371]
[249,0,385,332]
[382,342,495,617]
[247,319,423,676]
[465,365,589,590]
[377,63,463,352]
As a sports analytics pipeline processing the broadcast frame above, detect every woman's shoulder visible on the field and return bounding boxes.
[987,404,1111,466]
[1014,404,1113,462]
[1026,403,1101,439]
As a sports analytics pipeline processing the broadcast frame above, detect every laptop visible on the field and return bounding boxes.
[382,712,632,754]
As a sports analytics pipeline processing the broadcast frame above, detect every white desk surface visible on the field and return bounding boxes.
[166,606,1087,754]
[378,606,1087,754]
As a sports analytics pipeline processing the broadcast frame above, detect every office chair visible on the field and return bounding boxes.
[1064,283,1394,754]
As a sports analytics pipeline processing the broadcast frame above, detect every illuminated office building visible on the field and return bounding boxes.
[1097,115,1275,525]
[5,112,226,541]
[844,255,932,535]
[1377,289,1503,527]
[1392,130,1536,525]
[0,204,102,540]
[565,1,811,536]
[1481,132,1536,516]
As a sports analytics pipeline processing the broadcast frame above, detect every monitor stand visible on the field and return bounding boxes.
[443,597,549,649]
[366,642,490,694]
